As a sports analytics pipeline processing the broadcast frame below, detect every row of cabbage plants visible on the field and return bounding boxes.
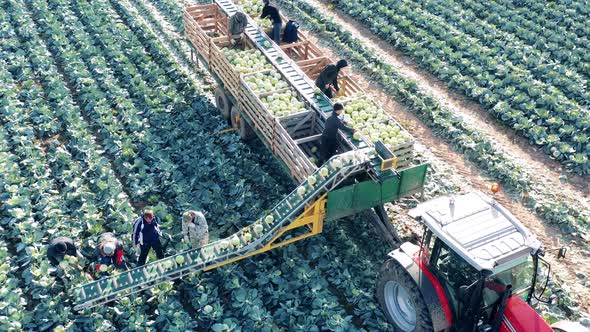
[416,0,589,102]
[3,0,403,330]
[1,0,209,329]
[273,0,589,235]
[333,0,590,174]
[0,3,144,327]
[506,0,590,42]
[0,60,114,330]
[460,0,590,78]
[0,129,32,331]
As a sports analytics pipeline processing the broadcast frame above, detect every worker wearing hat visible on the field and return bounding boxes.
[95,232,126,271]
[315,59,348,98]
[182,210,209,249]
[46,236,79,268]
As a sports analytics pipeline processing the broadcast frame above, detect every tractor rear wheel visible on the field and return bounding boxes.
[215,87,232,120]
[377,259,434,332]
[231,106,254,141]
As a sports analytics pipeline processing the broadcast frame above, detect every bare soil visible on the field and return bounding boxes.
[298,0,590,312]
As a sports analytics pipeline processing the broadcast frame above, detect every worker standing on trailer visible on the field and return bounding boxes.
[229,10,248,47]
[181,210,209,248]
[315,59,348,98]
[320,103,355,163]
[132,210,165,266]
[46,236,80,268]
[94,232,126,272]
[260,0,282,44]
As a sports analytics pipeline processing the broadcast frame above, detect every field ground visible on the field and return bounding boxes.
[1,0,589,330]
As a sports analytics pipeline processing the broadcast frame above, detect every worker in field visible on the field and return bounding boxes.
[315,59,348,98]
[261,0,282,44]
[94,232,126,272]
[229,10,248,47]
[132,210,165,266]
[47,236,80,268]
[181,210,209,248]
[319,103,355,163]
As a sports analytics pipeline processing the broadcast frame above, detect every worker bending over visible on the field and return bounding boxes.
[182,210,209,249]
[95,232,126,272]
[315,59,348,98]
[261,0,282,44]
[229,10,248,47]
[133,210,165,266]
[320,103,355,163]
[46,236,80,268]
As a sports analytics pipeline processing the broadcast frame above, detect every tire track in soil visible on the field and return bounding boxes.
[287,0,590,313]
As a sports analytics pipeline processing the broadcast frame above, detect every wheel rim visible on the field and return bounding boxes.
[384,280,417,331]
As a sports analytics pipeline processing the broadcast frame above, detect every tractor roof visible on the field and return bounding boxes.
[409,192,541,273]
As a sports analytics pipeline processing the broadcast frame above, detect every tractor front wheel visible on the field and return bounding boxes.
[377,259,434,332]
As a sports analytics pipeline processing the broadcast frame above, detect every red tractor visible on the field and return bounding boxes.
[376,191,584,332]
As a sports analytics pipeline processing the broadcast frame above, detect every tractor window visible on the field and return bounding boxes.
[433,241,479,290]
[483,257,534,308]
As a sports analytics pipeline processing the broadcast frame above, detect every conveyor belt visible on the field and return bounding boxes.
[73,150,373,310]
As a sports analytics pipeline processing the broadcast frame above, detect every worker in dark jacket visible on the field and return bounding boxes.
[320,103,355,163]
[95,232,126,272]
[132,210,165,266]
[261,0,282,44]
[46,236,78,267]
[315,59,348,98]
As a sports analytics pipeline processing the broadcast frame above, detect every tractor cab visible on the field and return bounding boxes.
[378,191,555,332]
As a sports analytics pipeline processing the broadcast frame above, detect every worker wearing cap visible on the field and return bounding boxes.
[95,232,125,271]
[261,0,282,44]
[319,103,355,164]
[315,59,348,98]
[46,236,78,267]
[182,210,209,249]
[229,10,248,47]
[133,210,165,266]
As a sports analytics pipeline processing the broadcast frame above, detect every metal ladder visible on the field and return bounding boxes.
[72,150,373,310]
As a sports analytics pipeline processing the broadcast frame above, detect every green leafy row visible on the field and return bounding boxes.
[274,0,589,234]
[334,0,590,174]
[417,0,589,102]
[6,0,399,329]
[461,0,590,78]
[0,130,32,331]
[507,0,590,41]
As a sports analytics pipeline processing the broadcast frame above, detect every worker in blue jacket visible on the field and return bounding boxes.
[132,210,165,266]
[319,103,355,163]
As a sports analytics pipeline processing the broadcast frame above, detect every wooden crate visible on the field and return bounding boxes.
[281,40,323,62]
[238,71,317,181]
[299,56,331,82]
[273,120,317,182]
[238,87,276,143]
[209,37,240,94]
[184,4,228,62]
[278,111,317,140]
[333,75,363,99]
